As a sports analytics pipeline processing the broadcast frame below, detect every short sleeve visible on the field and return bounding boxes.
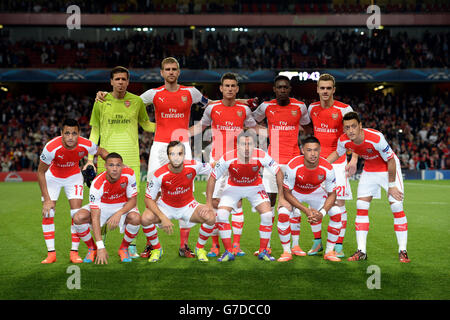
[244,106,257,128]
[283,165,296,190]
[126,173,138,199]
[189,87,209,106]
[145,175,161,200]
[299,103,311,126]
[260,151,280,176]
[211,156,228,180]
[336,138,347,157]
[195,161,212,176]
[89,184,103,209]
[252,102,268,122]
[140,89,156,106]
[40,143,54,165]
[200,105,213,126]
[376,134,395,162]
[324,167,337,193]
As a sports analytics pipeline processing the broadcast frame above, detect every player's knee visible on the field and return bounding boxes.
[205,210,216,226]
[127,211,141,226]
[73,210,88,225]
[141,209,156,225]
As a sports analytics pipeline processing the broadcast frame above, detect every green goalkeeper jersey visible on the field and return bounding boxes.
[89,91,149,173]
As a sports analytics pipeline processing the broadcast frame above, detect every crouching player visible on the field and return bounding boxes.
[327,112,410,263]
[282,136,342,262]
[206,130,289,262]
[141,141,216,263]
[72,152,141,264]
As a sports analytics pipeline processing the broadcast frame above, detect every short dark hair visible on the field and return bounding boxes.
[221,72,238,85]
[167,140,185,156]
[237,129,257,144]
[110,66,129,80]
[343,111,361,123]
[301,136,320,146]
[106,152,123,162]
[274,75,291,86]
[62,119,80,130]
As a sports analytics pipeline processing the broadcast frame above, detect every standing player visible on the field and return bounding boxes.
[307,73,357,257]
[190,72,257,257]
[141,141,216,262]
[282,136,342,262]
[206,130,289,262]
[327,112,410,263]
[72,152,141,264]
[86,66,156,258]
[38,119,109,264]
[252,75,313,257]
[135,57,210,258]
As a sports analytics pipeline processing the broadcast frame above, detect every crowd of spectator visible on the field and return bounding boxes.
[1,0,449,14]
[1,89,448,174]
[2,29,449,70]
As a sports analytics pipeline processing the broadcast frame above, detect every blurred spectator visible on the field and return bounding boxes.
[1,29,448,69]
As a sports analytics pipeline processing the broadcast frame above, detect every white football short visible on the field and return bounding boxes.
[291,187,328,215]
[81,203,140,233]
[156,198,199,226]
[42,170,84,201]
[357,155,403,202]
[332,160,353,200]
[262,164,287,194]
[218,184,270,210]
[147,141,192,182]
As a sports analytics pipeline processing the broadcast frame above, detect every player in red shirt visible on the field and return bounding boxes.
[141,141,216,262]
[38,119,109,264]
[283,136,342,262]
[72,153,141,264]
[307,73,358,257]
[253,75,313,257]
[206,130,288,262]
[190,72,257,257]
[327,112,410,263]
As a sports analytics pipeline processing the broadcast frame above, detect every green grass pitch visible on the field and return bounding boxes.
[0,180,449,300]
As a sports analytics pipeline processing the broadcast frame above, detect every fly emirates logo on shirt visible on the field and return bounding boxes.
[167,186,191,196]
[161,108,185,119]
[215,121,242,131]
[315,123,338,133]
[271,120,296,131]
[107,114,132,125]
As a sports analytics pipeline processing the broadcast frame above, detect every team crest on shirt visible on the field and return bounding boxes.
[291,110,298,116]
[331,113,339,119]
[186,173,193,180]
[252,166,259,172]
[236,111,243,117]
[120,182,127,189]
[181,95,188,103]
[124,100,131,108]
[78,151,85,157]
[318,174,324,181]
[367,148,373,153]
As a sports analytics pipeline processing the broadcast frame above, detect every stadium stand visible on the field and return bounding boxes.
[1,29,449,69]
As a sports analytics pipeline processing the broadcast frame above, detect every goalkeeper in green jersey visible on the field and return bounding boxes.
[85,66,155,257]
